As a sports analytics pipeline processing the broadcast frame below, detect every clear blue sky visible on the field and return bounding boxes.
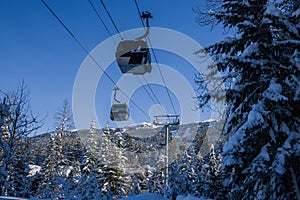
[0,0,226,133]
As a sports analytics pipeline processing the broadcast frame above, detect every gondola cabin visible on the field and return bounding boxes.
[116,40,151,75]
[110,103,130,121]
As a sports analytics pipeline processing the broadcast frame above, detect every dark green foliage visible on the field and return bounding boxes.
[196,0,300,199]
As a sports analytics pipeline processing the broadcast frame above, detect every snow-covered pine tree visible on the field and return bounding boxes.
[127,160,154,195]
[167,149,202,198]
[53,99,81,198]
[114,131,130,196]
[148,154,165,194]
[202,144,223,199]
[196,0,300,199]
[167,162,180,199]
[36,132,67,199]
[54,99,77,163]
[7,138,32,198]
[54,99,74,133]
[0,83,41,196]
[99,129,127,199]
[62,164,77,199]
[0,98,10,195]
[75,121,102,199]
[0,122,11,196]
[63,144,82,199]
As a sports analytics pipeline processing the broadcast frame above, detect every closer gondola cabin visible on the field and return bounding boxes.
[110,103,130,121]
[116,40,151,75]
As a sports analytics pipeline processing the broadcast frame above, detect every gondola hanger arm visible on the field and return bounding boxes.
[113,87,121,103]
[136,11,152,40]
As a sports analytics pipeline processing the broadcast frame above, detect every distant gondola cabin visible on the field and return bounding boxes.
[110,103,130,121]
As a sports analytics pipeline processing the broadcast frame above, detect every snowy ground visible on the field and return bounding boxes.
[176,194,211,200]
[120,193,167,200]
[0,193,209,200]
[0,197,28,200]
[119,193,208,200]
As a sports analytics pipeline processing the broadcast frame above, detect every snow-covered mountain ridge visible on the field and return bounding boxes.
[30,120,225,168]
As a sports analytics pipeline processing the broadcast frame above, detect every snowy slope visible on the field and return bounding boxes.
[119,193,208,200]
[0,197,28,200]
[119,193,166,200]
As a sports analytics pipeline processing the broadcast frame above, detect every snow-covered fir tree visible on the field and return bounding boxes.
[75,121,102,199]
[7,138,32,198]
[53,100,81,198]
[196,0,300,199]
[0,83,41,196]
[148,154,165,194]
[36,132,68,199]
[54,99,74,133]
[0,122,11,196]
[167,162,181,199]
[127,156,154,196]
[202,144,223,199]
[99,128,128,199]
[54,99,77,163]
[167,148,202,199]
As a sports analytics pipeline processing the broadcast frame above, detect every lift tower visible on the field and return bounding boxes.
[153,114,180,198]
